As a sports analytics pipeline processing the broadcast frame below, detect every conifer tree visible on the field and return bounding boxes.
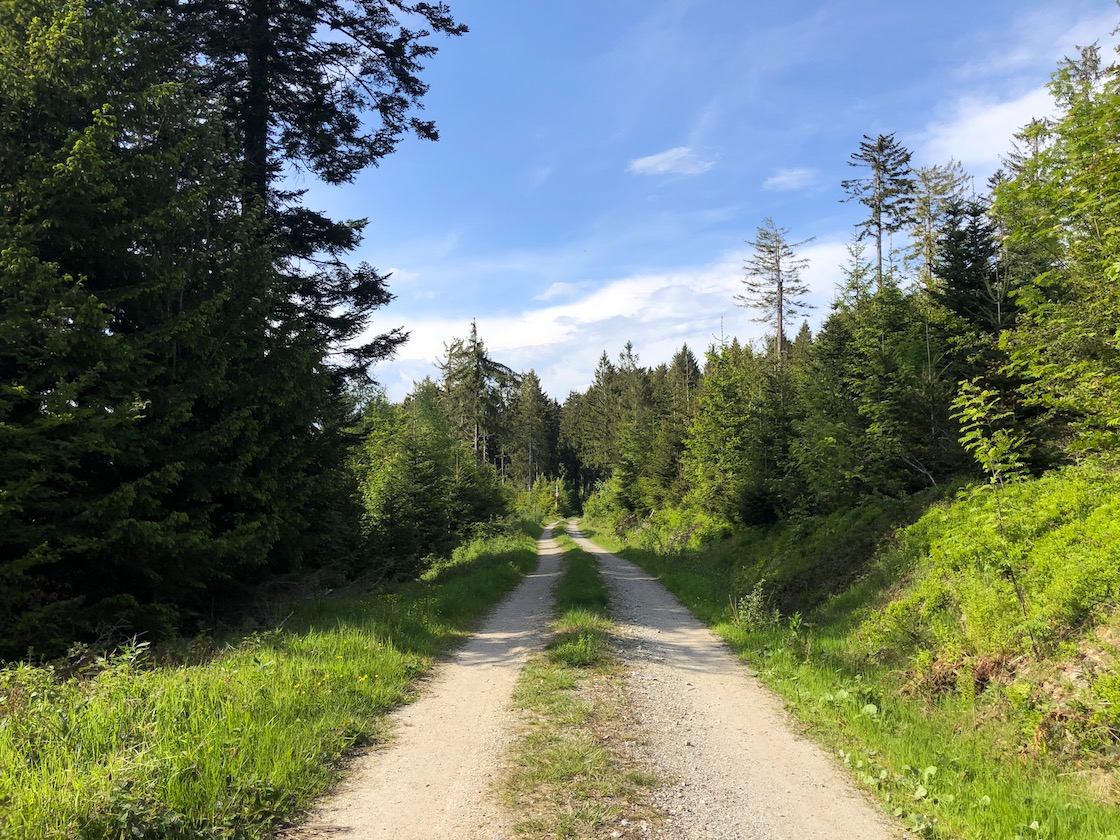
[842,133,916,287]
[735,218,815,357]
[509,370,557,490]
[440,321,517,463]
[933,196,1007,333]
[907,160,970,288]
[994,44,1120,458]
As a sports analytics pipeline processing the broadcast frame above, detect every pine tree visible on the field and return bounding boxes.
[907,160,970,288]
[735,218,815,357]
[841,133,916,287]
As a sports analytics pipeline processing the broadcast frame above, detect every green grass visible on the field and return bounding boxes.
[504,529,660,839]
[0,526,539,840]
[581,475,1120,840]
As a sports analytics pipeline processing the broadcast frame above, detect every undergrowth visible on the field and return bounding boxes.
[0,523,540,840]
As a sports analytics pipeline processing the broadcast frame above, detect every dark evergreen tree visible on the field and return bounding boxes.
[440,321,518,464]
[358,381,506,577]
[0,0,464,656]
[932,196,1008,334]
[644,345,703,506]
[508,370,558,490]
[571,352,622,477]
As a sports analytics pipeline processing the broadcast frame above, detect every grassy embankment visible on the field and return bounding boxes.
[583,463,1120,840]
[504,528,660,839]
[0,524,539,840]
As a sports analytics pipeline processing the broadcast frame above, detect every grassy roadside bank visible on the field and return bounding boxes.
[504,529,660,839]
[0,525,539,840]
[580,487,1120,840]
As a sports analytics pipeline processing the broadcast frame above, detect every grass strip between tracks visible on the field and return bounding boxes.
[504,528,661,839]
[0,526,539,840]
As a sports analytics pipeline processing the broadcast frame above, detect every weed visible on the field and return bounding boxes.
[730,580,781,630]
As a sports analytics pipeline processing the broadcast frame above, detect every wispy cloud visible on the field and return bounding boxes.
[915,87,1055,172]
[534,281,591,302]
[762,167,819,191]
[916,6,1120,174]
[527,164,554,189]
[627,146,715,176]
[366,240,851,401]
[952,7,1119,82]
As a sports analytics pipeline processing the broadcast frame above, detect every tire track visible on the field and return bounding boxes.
[290,529,563,840]
[566,525,908,840]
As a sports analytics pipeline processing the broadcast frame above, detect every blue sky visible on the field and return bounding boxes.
[310,0,1120,400]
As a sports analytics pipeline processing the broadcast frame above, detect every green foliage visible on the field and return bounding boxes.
[731,580,781,631]
[356,382,511,578]
[994,44,1120,459]
[952,381,1029,487]
[0,526,536,839]
[861,464,1120,662]
[440,320,519,464]
[591,458,1120,837]
[508,370,561,490]
[515,475,578,521]
[0,0,461,656]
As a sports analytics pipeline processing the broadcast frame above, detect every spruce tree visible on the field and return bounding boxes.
[440,321,517,463]
[735,218,815,357]
[907,160,970,288]
[509,370,557,490]
[841,133,916,287]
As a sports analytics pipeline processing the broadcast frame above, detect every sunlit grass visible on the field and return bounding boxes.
[0,527,539,840]
[581,506,1120,840]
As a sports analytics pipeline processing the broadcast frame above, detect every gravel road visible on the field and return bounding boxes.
[290,528,563,840]
[290,525,906,839]
[567,525,907,840]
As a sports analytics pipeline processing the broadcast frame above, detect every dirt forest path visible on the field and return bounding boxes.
[567,525,907,840]
[292,528,564,840]
[292,524,906,840]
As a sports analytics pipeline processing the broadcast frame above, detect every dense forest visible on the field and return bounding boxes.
[0,0,469,658]
[3,0,1120,670]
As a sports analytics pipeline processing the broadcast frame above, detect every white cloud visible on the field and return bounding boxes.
[915,86,1055,172]
[527,164,553,189]
[916,6,1120,176]
[365,240,852,401]
[627,146,715,176]
[534,281,591,302]
[953,7,1120,82]
[762,167,819,191]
